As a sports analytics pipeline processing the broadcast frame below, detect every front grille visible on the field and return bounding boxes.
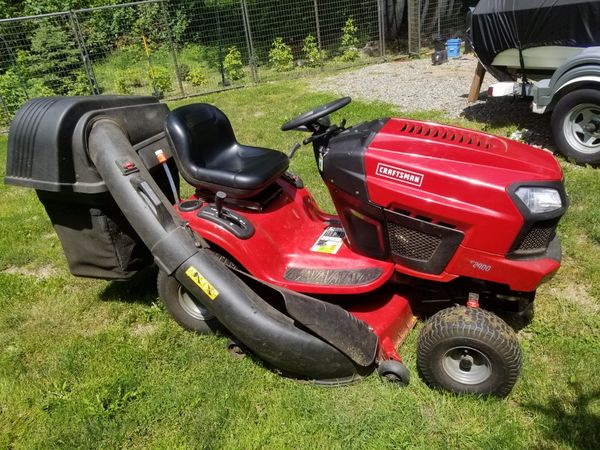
[516,221,556,252]
[385,209,464,274]
[388,222,441,261]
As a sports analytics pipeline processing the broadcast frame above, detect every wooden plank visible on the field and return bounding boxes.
[468,62,486,103]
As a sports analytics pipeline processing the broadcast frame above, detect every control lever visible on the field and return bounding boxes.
[302,125,341,145]
[215,191,226,218]
[287,142,301,159]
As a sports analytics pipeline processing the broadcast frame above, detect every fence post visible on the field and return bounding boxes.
[312,0,324,69]
[240,0,258,83]
[377,0,386,59]
[69,10,99,95]
[161,0,185,97]
[407,0,421,56]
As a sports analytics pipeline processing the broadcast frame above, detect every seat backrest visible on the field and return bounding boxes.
[165,103,236,172]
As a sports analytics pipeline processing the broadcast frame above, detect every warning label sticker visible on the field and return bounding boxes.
[185,266,219,300]
[310,227,345,254]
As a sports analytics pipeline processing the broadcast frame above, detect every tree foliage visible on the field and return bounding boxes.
[26,20,90,95]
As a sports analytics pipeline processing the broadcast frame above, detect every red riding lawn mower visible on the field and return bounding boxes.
[5,96,567,396]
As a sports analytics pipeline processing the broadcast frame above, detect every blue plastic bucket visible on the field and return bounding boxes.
[447,38,461,58]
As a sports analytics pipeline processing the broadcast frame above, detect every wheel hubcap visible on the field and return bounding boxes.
[442,346,492,385]
[177,286,214,321]
[563,103,600,154]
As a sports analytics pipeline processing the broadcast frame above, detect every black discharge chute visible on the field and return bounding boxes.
[468,0,600,79]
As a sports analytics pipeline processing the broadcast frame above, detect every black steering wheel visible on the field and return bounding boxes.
[281,97,351,131]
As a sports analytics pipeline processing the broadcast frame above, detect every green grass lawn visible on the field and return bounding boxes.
[1,80,599,449]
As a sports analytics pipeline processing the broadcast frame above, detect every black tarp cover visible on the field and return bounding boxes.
[471,0,600,68]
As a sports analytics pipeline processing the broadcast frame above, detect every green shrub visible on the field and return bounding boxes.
[186,67,207,86]
[178,63,191,81]
[114,68,144,95]
[0,69,30,114]
[180,44,220,70]
[269,37,294,72]
[223,46,245,81]
[149,66,173,93]
[302,34,324,67]
[339,17,360,62]
[0,68,56,116]
[68,71,93,96]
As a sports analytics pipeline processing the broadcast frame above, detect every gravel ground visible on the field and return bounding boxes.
[316,54,555,150]
[317,54,490,118]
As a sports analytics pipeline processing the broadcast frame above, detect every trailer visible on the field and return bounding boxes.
[467,0,600,166]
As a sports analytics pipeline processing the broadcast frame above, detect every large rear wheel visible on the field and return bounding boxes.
[417,306,522,396]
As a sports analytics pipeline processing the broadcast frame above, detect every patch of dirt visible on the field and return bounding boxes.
[3,264,59,279]
[131,323,158,336]
[549,283,599,315]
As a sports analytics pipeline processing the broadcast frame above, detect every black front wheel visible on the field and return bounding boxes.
[417,306,522,396]
[378,359,410,386]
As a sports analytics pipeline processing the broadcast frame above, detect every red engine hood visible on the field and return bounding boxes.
[364,119,564,255]
[368,119,562,181]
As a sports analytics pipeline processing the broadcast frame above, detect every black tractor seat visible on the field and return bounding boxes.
[165,103,289,198]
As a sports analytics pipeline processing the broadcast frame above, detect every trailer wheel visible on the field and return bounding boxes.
[417,306,522,396]
[157,270,224,334]
[552,89,600,166]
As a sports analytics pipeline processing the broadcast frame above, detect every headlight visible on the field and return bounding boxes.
[515,187,562,214]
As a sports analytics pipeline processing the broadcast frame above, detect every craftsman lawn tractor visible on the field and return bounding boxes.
[5,95,567,396]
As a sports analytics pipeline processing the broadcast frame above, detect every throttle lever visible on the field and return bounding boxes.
[302,124,342,146]
[287,142,301,158]
[215,191,226,218]
[303,134,322,145]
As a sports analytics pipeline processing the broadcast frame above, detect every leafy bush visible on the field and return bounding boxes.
[114,68,144,95]
[223,46,245,81]
[0,68,56,116]
[186,67,207,86]
[67,71,96,96]
[302,34,324,67]
[339,17,360,62]
[149,66,173,93]
[0,69,31,114]
[269,37,294,72]
[178,63,191,81]
[180,44,220,70]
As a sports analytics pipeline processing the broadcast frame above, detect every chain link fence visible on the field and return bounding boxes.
[408,0,468,55]
[0,0,468,130]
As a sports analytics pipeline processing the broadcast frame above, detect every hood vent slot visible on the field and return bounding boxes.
[397,120,494,150]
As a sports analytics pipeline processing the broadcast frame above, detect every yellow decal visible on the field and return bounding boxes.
[185,266,219,300]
